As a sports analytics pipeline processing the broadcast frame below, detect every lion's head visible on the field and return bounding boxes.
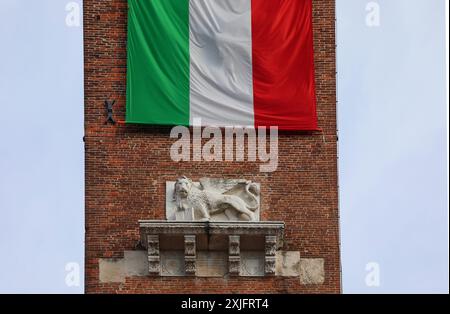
[173,176,193,200]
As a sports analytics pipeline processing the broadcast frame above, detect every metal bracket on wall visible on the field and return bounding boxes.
[105,100,116,125]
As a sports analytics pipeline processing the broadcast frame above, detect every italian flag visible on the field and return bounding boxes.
[126,0,318,131]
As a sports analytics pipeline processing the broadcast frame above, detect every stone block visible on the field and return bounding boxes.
[275,251,300,277]
[99,258,125,283]
[196,251,228,277]
[124,250,148,277]
[160,251,185,276]
[240,251,265,277]
[300,258,325,285]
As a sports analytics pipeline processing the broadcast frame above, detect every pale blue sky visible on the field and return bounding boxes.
[0,0,448,293]
[338,0,448,293]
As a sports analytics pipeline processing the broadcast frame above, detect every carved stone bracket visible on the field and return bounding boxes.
[147,235,160,275]
[265,235,277,275]
[228,235,240,276]
[184,235,196,275]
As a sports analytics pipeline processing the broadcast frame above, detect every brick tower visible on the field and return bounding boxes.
[84,0,340,293]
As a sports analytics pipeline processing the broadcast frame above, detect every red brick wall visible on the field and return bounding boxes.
[84,0,340,293]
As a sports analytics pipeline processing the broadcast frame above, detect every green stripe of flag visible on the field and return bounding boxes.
[126,0,190,125]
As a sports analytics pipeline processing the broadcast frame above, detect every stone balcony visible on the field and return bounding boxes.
[98,177,325,284]
[139,220,285,277]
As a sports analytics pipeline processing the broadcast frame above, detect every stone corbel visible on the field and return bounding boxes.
[228,235,240,276]
[147,235,160,275]
[265,235,277,275]
[184,235,196,275]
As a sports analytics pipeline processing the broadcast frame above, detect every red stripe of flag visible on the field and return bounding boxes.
[251,0,318,131]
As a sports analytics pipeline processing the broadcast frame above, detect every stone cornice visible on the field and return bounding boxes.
[139,220,285,248]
